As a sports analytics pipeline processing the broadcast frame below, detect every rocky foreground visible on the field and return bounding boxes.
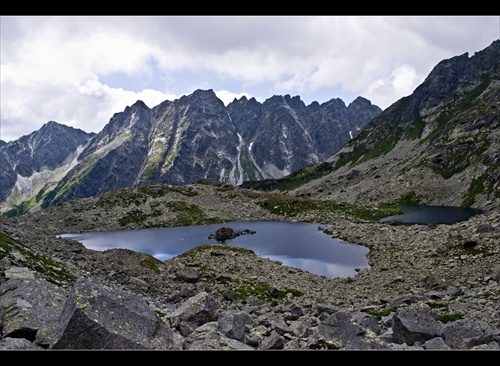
[0,182,499,350]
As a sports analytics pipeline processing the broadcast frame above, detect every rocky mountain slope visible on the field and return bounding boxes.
[0,180,499,349]
[0,92,380,216]
[0,122,94,208]
[243,40,500,212]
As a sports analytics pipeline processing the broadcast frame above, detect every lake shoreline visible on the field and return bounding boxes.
[60,220,370,278]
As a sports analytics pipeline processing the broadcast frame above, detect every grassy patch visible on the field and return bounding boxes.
[0,231,77,285]
[3,194,41,217]
[118,209,148,227]
[139,255,163,274]
[424,141,489,179]
[255,195,321,217]
[98,184,199,210]
[426,302,449,310]
[335,202,402,221]
[239,146,264,182]
[165,200,221,226]
[386,191,424,206]
[437,313,464,323]
[368,307,399,321]
[461,162,499,207]
[255,194,401,221]
[332,113,425,173]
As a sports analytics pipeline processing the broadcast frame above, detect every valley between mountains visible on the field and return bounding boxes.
[0,39,499,350]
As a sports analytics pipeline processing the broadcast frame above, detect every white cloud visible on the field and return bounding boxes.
[365,64,420,109]
[1,15,498,142]
[392,65,419,95]
[214,90,259,106]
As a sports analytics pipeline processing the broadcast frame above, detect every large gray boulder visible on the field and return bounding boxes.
[0,336,45,349]
[442,319,500,349]
[0,277,67,347]
[391,304,444,346]
[164,291,218,337]
[50,277,183,349]
[218,310,254,342]
[308,310,392,349]
[185,322,254,350]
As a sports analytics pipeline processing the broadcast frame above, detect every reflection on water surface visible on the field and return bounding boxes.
[60,220,370,278]
[378,206,482,225]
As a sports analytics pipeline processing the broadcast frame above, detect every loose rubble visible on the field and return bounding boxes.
[0,182,499,350]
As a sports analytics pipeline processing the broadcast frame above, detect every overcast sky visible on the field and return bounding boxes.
[1,15,499,143]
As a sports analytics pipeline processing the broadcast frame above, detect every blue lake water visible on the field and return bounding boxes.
[378,206,482,225]
[59,220,370,279]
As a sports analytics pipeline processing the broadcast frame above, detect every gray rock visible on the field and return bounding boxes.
[50,277,182,350]
[185,322,254,350]
[0,277,66,347]
[0,336,44,350]
[422,337,450,350]
[4,266,34,280]
[218,310,254,341]
[442,319,500,349]
[309,310,392,350]
[260,330,285,349]
[164,291,218,336]
[391,304,444,346]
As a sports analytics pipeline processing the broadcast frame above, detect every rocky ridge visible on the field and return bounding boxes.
[1,181,499,350]
[245,40,500,211]
[0,91,380,216]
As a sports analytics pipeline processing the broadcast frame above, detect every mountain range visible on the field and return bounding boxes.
[1,39,499,216]
[1,40,499,352]
[0,89,380,216]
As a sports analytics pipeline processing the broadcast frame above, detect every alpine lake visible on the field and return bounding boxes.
[59,206,482,279]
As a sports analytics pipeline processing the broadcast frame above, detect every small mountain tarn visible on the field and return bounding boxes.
[378,206,483,225]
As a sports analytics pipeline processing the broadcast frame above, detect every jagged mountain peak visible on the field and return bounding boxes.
[348,96,377,109]
[0,121,94,209]
[262,94,306,108]
[130,100,149,109]
[227,95,260,109]
[40,120,66,130]
[179,88,223,105]
[3,121,93,176]
[17,120,88,142]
